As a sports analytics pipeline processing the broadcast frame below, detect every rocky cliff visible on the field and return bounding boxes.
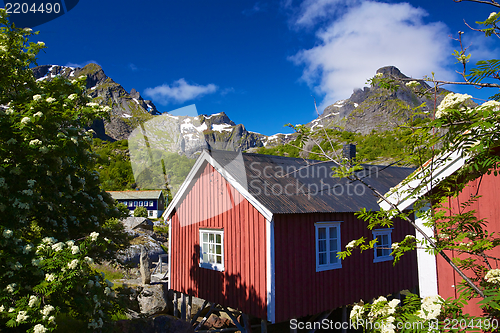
[32,64,270,152]
[309,66,446,135]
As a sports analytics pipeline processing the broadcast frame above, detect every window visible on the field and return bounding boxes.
[199,229,224,271]
[134,201,138,207]
[315,222,342,272]
[148,210,153,217]
[373,229,393,263]
[139,201,143,206]
[149,200,154,207]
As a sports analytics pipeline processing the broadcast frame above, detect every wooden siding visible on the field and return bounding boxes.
[273,212,418,323]
[170,162,268,319]
[436,172,500,317]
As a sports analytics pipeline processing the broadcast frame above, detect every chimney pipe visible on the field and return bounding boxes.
[342,144,356,162]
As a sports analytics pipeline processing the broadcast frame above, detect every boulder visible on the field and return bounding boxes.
[204,313,232,329]
[123,217,154,231]
[137,284,172,316]
[140,246,152,285]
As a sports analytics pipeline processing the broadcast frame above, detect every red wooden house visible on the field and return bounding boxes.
[380,149,500,317]
[164,149,418,323]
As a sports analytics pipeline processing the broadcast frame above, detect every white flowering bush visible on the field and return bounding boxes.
[0,8,129,332]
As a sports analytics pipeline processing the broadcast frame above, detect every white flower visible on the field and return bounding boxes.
[391,243,399,250]
[37,41,45,46]
[71,245,80,254]
[417,295,443,320]
[52,242,64,252]
[32,258,41,266]
[33,94,42,101]
[12,262,22,270]
[33,324,47,333]
[68,259,79,269]
[16,310,29,323]
[84,256,94,264]
[46,97,56,103]
[87,280,94,288]
[41,304,54,317]
[485,268,500,284]
[388,299,400,308]
[42,236,57,244]
[34,111,43,117]
[350,304,364,321]
[405,81,420,88]
[104,287,112,295]
[375,72,383,78]
[21,117,31,124]
[435,93,472,118]
[45,273,56,282]
[489,12,497,20]
[3,229,13,238]
[5,283,16,293]
[24,27,33,32]
[29,295,39,307]
[30,139,42,146]
[100,105,112,112]
[86,102,99,107]
[68,93,78,100]
[90,231,99,241]
[478,100,500,112]
[0,305,4,312]
[27,179,36,187]
[346,240,357,249]
[6,138,16,145]
[22,189,33,196]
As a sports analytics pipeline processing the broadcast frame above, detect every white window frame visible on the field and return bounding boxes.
[199,228,224,271]
[373,228,394,263]
[315,222,342,272]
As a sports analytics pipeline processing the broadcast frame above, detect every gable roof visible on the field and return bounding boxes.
[164,150,414,219]
[379,149,467,211]
[108,190,163,201]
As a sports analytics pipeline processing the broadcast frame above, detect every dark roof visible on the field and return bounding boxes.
[202,150,414,214]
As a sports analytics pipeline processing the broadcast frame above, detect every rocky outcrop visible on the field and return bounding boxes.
[311,66,448,135]
[32,64,159,141]
[123,217,154,231]
[140,246,152,285]
[137,284,171,316]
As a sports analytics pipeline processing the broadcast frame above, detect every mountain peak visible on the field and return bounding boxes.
[376,66,408,79]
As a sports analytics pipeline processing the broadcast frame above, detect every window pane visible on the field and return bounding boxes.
[377,248,383,257]
[318,239,326,252]
[318,227,326,240]
[216,255,222,264]
[381,235,388,246]
[203,233,208,242]
[329,227,337,239]
[216,245,221,255]
[216,234,221,244]
[330,239,337,252]
[209,234,214,243]
[203,253,208,262]
[209,254,215,263]
[330,251,338,264]
[202,243,208,254]
[319,253,327,265]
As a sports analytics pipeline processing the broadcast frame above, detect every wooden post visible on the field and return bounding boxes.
[341,306,347,333]
[173,292,178,317]
[187,295,192,321]
[261,319,268,333]
[242,313,252,333]
[181,293,186,321]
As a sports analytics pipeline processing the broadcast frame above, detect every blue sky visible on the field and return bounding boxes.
[2,0,498,135]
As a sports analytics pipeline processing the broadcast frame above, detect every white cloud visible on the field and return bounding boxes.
[288,0,359,28]
[65,60,100,68]
[243,2,267,16]
[289,1,457,111]
[144,79,218,105]
[128,63,138,71]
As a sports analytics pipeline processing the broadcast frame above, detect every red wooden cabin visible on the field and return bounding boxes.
[381,149,500,317]
[164,150,418,323]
